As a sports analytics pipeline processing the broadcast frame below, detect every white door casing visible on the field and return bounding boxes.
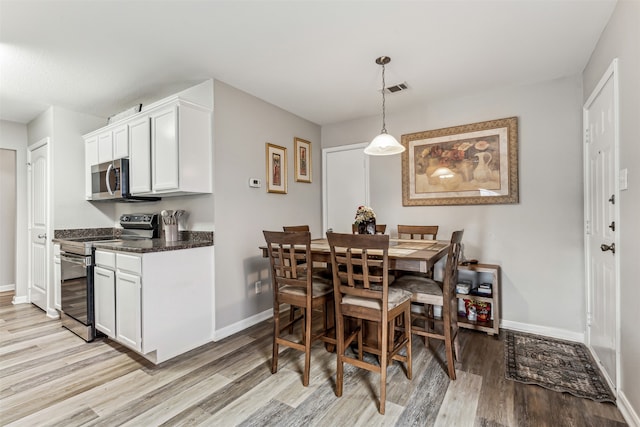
[323,143,370,234]
[27,138,50,313]
[584,59,620,392]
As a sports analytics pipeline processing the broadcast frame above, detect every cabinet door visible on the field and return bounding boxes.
[129,116,151,194]
[116,270,141,351]
[97,131,113,163]
[151,105,179,192]
[113,124,129,159]
[95,266,116,338]
[85,136,98,199]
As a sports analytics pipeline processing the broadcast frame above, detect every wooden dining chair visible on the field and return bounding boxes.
[263,230,336,386]
[326,232,412,414]
[391,230,463,380]
[397,225,438,240]
[351,223,387,234]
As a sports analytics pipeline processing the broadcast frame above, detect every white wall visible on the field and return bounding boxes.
[213,80,322,331]
[50,107,114,228]
[322,75,585,338]
[582,0,640,422]
[0,149,17,290]
[0,120,28,302]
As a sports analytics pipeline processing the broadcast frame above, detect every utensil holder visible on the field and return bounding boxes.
[165,224,178,242]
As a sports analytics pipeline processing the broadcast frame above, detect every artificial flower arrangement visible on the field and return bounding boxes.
[354,205,376,224]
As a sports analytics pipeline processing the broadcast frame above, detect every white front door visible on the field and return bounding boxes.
[584,60,619,390]
[28,139,50,312]
[323,143,369,233]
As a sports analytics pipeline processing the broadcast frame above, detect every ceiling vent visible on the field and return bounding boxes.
[384,82,409,94]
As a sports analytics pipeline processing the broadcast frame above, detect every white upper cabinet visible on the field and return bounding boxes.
[96,123,129,164]
[97,130,113,163]
[151,105,179,192]
[113,124,129,159]
[149,100,212,195]
[128,116,151,194]
[83,80,213,199]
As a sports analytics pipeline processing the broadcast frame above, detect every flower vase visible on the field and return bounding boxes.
[358,219,376,235]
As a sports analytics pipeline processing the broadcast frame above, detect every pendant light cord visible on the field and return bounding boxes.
[381,60,387,134]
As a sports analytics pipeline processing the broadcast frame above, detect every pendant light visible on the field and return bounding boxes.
[364,56,405,156]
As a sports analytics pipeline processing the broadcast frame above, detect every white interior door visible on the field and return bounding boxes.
[28,140,50,311]
[322,143,369,233]
[584,60,619,390]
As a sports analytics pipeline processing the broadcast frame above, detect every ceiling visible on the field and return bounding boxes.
[0,1,617,126]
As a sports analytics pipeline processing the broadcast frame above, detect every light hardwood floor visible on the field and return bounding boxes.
[0,291,627,426]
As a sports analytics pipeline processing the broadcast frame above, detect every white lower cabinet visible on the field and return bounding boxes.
[115,270,141,351]
[93,246,214,364]
[94,266,116,339]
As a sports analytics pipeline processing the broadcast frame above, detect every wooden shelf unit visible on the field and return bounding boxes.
[456,263,500,336]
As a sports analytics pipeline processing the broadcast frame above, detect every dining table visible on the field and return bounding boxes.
[260,236,452,351]
[260,237,451,274]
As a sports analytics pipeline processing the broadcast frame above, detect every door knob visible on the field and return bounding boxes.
[37,233,47,239]
[600,243,615,254]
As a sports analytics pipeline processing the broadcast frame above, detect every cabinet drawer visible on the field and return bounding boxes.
[117,253,142,275]
[95,250,116,269]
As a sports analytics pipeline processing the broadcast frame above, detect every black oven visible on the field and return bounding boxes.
[60,250,95,341]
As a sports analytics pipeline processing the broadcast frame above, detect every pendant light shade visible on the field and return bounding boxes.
[364,56,405,156]
[364,133,405,156]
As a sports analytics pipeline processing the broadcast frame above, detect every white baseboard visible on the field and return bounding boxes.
[501,319,585,343]
[619,391,640,427]
[12,295,28,304]
[0,283,15,292]
[46,308,60,319]
[213,308,274,341]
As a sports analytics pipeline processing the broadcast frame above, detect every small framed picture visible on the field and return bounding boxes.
[294,137,312,183]
[266,143,287,194]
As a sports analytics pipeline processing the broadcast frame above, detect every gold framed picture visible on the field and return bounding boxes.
[294,137,312,183]
[266,143,287,194]
[402,117,519,206]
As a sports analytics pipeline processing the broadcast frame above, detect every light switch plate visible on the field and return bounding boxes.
[619,168,628,191]
[249,178,262,188]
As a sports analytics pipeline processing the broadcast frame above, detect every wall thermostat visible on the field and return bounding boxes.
[249,178,262,188]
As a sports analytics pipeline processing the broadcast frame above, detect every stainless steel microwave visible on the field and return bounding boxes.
[91,159,159,202]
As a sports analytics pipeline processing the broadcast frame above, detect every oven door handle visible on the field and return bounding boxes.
[61,253,89,267]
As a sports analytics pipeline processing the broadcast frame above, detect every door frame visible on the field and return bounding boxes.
[322,143,370,234]
[583,58,620,393]
[27,137,55,317]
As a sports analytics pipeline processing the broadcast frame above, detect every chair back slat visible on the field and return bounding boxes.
[263,231,312,292]
[397,225,439,240]
[283,225,310,232]
[327,232,389,302]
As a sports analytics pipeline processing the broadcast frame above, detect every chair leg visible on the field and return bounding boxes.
[272,308,280,374]
[288,306,295,334]
[404,307,412,380]
[336,313,344,397]
[379,317,388,415]
[443,316,456,380]
[303,307,312,386]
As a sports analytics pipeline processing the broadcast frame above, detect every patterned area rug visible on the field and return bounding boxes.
[505,330,615,403]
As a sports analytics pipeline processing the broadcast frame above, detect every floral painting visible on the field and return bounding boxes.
[266,143,287,194]
[402,117,518,206]
[294,137,312,183]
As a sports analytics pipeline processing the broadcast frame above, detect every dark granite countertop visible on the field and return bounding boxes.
[93,236,213,254]
[53,228,213,254]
